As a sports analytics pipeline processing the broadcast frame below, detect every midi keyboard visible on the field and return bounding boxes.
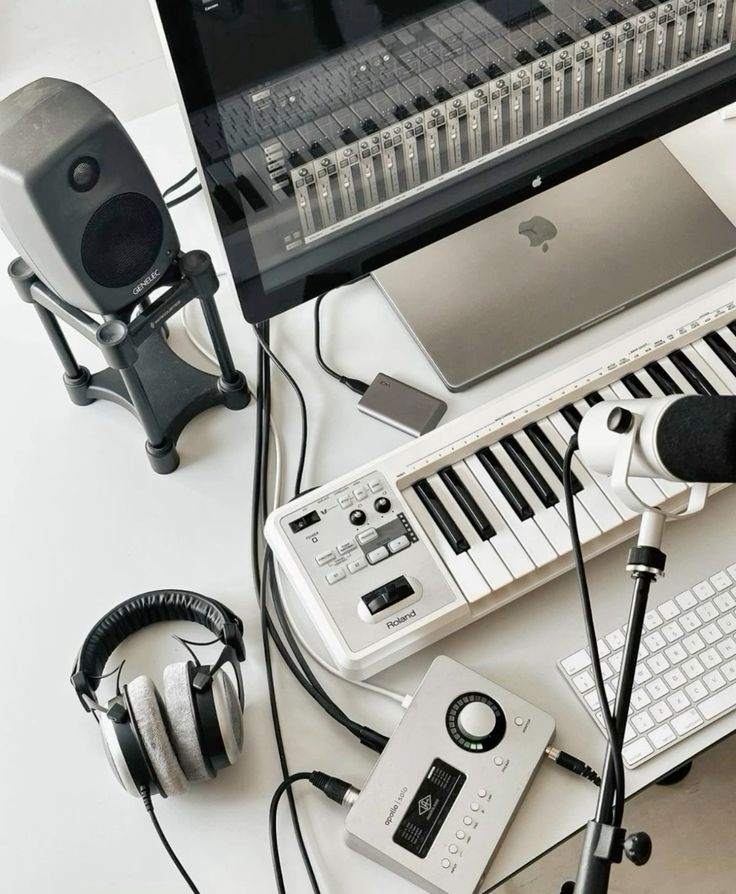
[265,279,736,679]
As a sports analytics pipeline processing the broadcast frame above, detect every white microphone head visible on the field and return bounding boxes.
[578,396,684,480]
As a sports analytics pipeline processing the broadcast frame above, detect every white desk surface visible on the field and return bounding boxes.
[2,103,736,893]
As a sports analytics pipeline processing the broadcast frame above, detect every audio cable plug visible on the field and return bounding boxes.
[545,746,602,787]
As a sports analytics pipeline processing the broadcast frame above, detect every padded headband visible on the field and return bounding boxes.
[72,590,245,705]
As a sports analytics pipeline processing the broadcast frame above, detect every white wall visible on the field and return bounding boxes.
[0,0,174,122]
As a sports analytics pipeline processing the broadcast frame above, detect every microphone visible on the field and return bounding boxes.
[578,395,736,483]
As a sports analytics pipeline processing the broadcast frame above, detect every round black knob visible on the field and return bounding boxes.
[607,407,634,434]
[349,509,366,525]
[374,497,391,513]
[68,156,100,192]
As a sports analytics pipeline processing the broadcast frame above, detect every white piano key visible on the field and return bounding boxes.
[452,460,535,579]
[427,473,514,594]
[465,453,558,569]
[402,485,490,602]
[514,429,600,542]
[533,417,623,532]
[548,410,638,521]
[489,444,571,557]
[692,339,736,395]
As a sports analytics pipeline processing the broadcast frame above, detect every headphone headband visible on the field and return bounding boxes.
[71,590,245,709]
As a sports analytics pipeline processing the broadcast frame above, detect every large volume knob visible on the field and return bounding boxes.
[446,693,506,752]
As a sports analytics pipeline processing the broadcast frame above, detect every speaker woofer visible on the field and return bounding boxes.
[81,192,164,289]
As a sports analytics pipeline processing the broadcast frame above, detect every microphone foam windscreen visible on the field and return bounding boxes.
[657,396,736,482]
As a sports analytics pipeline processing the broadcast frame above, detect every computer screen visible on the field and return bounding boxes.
[153,0,736,322]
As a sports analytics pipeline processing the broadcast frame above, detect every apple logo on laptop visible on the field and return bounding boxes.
[518,216,557,253]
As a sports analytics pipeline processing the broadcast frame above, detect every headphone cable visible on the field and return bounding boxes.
[139,786,201,893]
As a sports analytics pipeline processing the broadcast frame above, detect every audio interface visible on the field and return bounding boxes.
[345,656,555,894]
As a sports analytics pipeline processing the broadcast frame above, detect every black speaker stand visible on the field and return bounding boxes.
[9,250,250,473]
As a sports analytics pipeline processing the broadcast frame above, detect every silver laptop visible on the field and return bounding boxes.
[373,140,736,392]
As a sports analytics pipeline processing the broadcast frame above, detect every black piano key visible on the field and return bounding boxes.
[584,392,604,406]
[235,175,267,211]
[621,373,651,399]
[476,448,534,521]
[704,331,736,379]
[560,404,583,432]
[413,480,469,554]
[525,423,584,495]
[439,467,496,540]
[669,349,717,395]
[645,360,682,395]
[434,86,453,102]
[414,94,432,111]
[501,435,559,509]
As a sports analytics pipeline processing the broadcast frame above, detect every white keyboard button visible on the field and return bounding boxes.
[356,528,378,545]
[671,709,704,736]
[675,590,698,611]
[715,591,736,612]
[646,679,668,700]
[650,701,673,723]
[647,653,669,675]
[644,631,666,652]
[631,689,651,710]
[326,568,346,584]
[685,680,708,701]
[697,603,718,622]
[704,670,727,692]
[634,665,652,685]
[366,546,389,564]
[699,682,736,720]
[665,643,687,664]
[679,611,701,632]
[632,711,655,734]
[719,616,736,636]
[664,668,687,689]
[606,629,626,650]
[700,647,723,669]
[694,580,716,601]
[609,651,623,672]
[662,622,684,643]
[712,571,733,592]
[721,659,736,682]
[683,633,705,654]
[643,610,663,630]
[659,600,680,620]
[560,649,590,677]
[648,724,676,750]
[718,638,736,660]
[573,671,595,693]
[561,649,591,676]
[683,657,705,679]
[585,690,601,710]
[622,738,654,765]
[701,623,723,645]
[667,691,691,712]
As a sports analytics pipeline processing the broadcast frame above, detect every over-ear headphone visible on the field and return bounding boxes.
[71,590,246,798]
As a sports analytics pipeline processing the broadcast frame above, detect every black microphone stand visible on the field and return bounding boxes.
[568,511,667,894]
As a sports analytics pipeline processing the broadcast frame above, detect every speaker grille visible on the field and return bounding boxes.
[81,192,163,288]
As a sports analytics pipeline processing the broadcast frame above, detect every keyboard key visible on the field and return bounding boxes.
[704,669,727,692]
[648,724,676,749]
[675,590,698,610]
[622,738,653,765]
[671,709,704,736]
[561,649,591,676]
[700,681,736,720]
[573,671,595,693]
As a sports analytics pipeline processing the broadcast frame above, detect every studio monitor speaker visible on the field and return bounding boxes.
[0,78,180,315]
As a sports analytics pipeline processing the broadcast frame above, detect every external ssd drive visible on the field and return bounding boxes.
[358,372,447,437]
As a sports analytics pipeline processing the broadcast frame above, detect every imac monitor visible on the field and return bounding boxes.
[152,1,736,351]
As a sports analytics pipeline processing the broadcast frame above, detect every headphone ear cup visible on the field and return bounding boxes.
[211,668,244,766]
[163,662,211,783]
[126,675,189,797]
